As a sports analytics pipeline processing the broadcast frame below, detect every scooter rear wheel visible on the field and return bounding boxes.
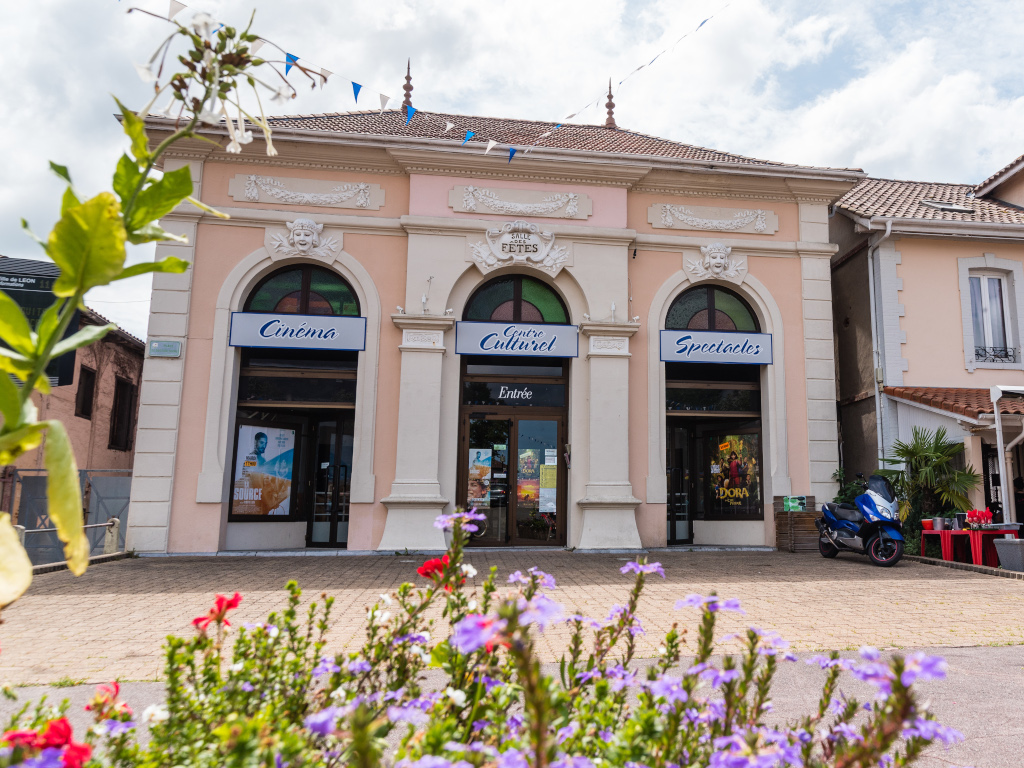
[867,535,904,567]
[818,535,839,558]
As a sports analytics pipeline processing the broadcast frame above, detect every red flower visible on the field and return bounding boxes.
[193,592,243,632]
[38,718,73,748]
[61,741,93,768]
[417,555,449,579]
[1,729,38,748]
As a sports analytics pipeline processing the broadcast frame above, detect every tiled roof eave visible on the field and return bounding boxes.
[878,386,1024,423]
[974,154,1024,197]
[836,207,1024,237]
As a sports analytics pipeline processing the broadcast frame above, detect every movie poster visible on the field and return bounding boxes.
[708,434,760,516]
[468,449,492,505]
[517,448,541,512]
[232,424,296,516]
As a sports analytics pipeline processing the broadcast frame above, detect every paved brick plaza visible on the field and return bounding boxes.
[3,550,1023,685]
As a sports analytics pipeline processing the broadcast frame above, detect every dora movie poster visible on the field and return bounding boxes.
[708,434,761,515]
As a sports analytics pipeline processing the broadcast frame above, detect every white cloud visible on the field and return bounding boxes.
[1,0,1022,336]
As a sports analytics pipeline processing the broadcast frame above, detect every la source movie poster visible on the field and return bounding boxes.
[708,434,760,515]
[233,424,296,516]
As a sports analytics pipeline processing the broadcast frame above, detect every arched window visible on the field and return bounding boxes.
[245,266,360,316]
[464,275,568,324]
[665,286,758,332]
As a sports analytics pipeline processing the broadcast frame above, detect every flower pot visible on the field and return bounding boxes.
[932,517,947,530]
[921,519,934,530]
[994,538,1024,572]
[954,512,968,530]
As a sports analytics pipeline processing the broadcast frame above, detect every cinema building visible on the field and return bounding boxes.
[125,98,862,554]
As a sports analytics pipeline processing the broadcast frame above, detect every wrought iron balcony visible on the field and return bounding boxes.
[975,346,1018,363]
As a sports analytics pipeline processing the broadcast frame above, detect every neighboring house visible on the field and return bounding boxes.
[831,157,1024,520]
[0,256,144,523]
[126,87,861,555]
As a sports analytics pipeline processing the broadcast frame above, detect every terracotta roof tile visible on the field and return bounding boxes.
[974,152,1024,195]
[883,386,1024,419]
[262,108,858,170]
[837,178,1024,225]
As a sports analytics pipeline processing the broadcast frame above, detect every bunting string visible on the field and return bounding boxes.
[151,0,729,164]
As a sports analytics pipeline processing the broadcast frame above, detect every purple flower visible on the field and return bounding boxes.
[239,681,255,692]
[676,593,707,609]
[901,717,964,745]
[21,748,64,768]
[383,688,406,702]
[850,660,895,695]
[607,664,637,691]
[647,675,688,704]
[397,758,471,768]
[555,721,579,743]
[388,704,429,726]
[313,656,341,677]
[901,652,947,686]
[859,645,880,661]
[497,749,529,768]
[472,719,490,733]
[346,658,371,674]
[476,674,503,692]
[102,719,136,735]
[674,594,745,614]
[394,632,430,645]
[551,758,594,768]
[275,755,289,768]
[528,566,557,589]
[518,594,564,630]
[620,561,665,578]
[830,722,864,743]
[508,570,528,585]
[807,655,853,670]
[450,614,506,653]
[599,729,613,740]
[305,706,343,736]
[701,667,741,688]
[434,510,486,532]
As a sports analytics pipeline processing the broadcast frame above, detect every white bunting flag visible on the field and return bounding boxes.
[379,93,391,113]
[168,0,187,19]
[250,39,265,55]
[485,140,497,154]
[444,121,455,133]
[320,68,333,89]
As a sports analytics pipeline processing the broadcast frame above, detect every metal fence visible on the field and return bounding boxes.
[3,468,132,566]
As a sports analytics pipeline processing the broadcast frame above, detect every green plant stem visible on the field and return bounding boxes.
[122,109,202,224]
[17,296,76,418]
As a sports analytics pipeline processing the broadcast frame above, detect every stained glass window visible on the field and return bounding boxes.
[465,276,568,324]
[245,266,360,316]
[665,286,758,332]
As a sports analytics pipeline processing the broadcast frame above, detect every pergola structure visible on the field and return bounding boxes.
[991,386,1024,523]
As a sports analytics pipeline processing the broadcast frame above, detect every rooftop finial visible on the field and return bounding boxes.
[402,59,413,110]
[605,79,616,128]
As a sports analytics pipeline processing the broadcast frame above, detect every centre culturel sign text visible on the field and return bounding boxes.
[455,321,579,358]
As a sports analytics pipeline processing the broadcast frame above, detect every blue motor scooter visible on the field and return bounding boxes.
[815,473,905,567]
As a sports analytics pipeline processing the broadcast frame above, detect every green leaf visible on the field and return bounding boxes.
[47,192,127,297]
[0,513,32,608]
[0,291,35,355]
[0,369,19,427]
[34,300,62,351]
[126,222,188,246]
[43,420,89,576]
[49,162,73,185]
[126,166,193,234]
[113,256,190,280]
[0,422,46,464]
[112,153,143,206]
[20,219,47,251]
[60,186,81,216]
[186,195,230,219]
[429,642,450,668]
[115,96,150,163]
[50,323,115,359]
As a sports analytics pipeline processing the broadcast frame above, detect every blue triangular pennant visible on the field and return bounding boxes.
[285,53,299,75]
[697,17,709,28]
[462,130,475,145]
[352,82,362,102]
[508,148,517,163]
[405,105,416,124]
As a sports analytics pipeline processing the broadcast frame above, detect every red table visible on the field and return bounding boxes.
[920,528,1019,566]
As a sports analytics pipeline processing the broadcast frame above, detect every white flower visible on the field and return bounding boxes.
[197,107,221,126]
[191,12,217,39]
[379,593,392,606]
[410,645,428,661]
[445,687,467,708]
[270,85,294,104]
[229,662,244,672]
[467,599,478,611]
[460,564,477,578]
[141,704,170,724]
[267,626,280,638]
[134,63,158,83]
[330,686,348,701]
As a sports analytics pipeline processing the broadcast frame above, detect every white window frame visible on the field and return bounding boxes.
[958,253,1024,371]
[969,271,1013,358]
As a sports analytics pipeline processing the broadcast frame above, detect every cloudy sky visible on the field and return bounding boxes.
[2,0,1023,337]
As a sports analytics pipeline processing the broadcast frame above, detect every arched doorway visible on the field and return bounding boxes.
[663,285,766,545]
[456,275,574,546]
[227,264,364,549]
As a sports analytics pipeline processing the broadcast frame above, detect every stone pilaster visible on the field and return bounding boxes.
[576,322,643,549]
[378,315,455,551]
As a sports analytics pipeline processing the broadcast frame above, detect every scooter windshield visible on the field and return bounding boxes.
[867,475,896,503]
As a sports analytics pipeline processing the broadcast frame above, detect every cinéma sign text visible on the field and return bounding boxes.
[229,312,367,351]
[659,329,772,365]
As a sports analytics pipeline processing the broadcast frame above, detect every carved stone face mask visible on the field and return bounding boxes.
[291,228,314,252]
[708,251,728,275]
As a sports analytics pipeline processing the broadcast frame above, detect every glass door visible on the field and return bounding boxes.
[666,419,695,545]
[308,415,353,547]
[513,419,561,544]
[465,417,511,544]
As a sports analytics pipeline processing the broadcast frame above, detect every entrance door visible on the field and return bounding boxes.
[666,420,695,544]
[308,415,354,547]
[462,413,565,546]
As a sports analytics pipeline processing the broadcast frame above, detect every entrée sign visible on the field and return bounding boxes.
[659,330,773,365]
[455,321,579,358]
[229,312,367,351]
